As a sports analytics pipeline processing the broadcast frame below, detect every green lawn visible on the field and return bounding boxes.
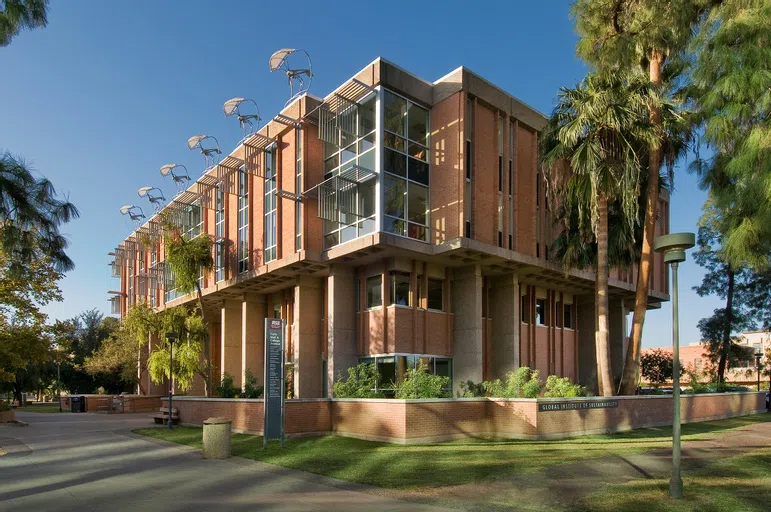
[134,414,771,491]
[577,446,771,512]
[14,403,70,413]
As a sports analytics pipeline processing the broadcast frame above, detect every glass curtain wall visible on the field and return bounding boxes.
[215,184,225,282]
[238,165,249,272]
[264,148,277,262]
[382,90,430,241]
[323,93,377,248]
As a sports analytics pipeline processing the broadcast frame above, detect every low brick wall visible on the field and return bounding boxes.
[0,410,15,423]
[162,392,766,444]
[60,395,162,413]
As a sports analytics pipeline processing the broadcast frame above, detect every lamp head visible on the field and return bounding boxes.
[653,232,696,264]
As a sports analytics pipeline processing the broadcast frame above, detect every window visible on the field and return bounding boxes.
[264,149,277,263]
[521,295,530,323]
[237,165,249,273]
[427,278,443,311]
[564,303,573,329]
[215,184,225,282]
[464,97,473,238]
[323,94,377,249]
[389,271,410,306]
[357,355,453,395]
[536,298,547,325]
[366,275,382,309]
[383,90,430,242]
[295,128,303,252]
[355,276,360,313]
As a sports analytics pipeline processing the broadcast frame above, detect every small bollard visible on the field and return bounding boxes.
[202,417,232,459]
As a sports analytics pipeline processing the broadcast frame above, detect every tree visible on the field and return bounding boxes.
[641,349,677,387]
[0,152,79,273]
[692,203,755,383]
[147,307,206,393]
[162,223,214,396]
[690,0,771,270]
[542,72,659,396]
[84,327,143,392]
[572,0,704,395]
[0,0,48,46]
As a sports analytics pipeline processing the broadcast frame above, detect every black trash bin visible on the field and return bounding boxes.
[71,396,86,413]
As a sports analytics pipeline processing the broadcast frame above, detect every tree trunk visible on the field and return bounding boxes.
[597,194,614,396]
[717,267,735,384]
[196,282,212,397]
[595,276,604,396]
[619,50,664,395]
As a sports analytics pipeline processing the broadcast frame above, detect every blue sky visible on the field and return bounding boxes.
[0,1,722,347]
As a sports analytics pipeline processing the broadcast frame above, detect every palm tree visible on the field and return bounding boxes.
[0,0,48,46]
[0,152,79,273]
[542,72,657,396]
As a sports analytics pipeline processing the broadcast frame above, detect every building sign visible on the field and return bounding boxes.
[538,400,619,412]
[263,318,285,448]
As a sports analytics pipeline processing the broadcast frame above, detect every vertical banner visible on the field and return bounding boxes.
[263,318,285,448]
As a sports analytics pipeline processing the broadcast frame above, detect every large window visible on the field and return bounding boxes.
[366,275,382,309]
[323,94,377,248]
[382,90,430,242]
[264,148,277,263]
[295,128,302,252]
[427,278,443,311]
[389,271,410,306]
[536,298,547,326]
[237,165,249,273]
[464,97,473,238]
[215,184,225,282]
[358,355,452,394]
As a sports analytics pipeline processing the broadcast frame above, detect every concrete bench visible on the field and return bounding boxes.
[153,407,179,425]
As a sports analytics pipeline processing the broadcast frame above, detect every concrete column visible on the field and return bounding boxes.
[221,299,243,388]
[489,272,520,379]
[576,294,598,394]
[242,294,266,388]
[451,264,483,394]
[608,297,626,383]
[327,265,357,397]
[293,276,323,398]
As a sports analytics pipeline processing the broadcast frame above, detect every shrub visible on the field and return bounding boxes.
[543,375,586,398]
[215,373,241,398]
[456,367,545,398]
[0,400,10,412]
[641,349,677,387]
[393,361,451,399]
[333,363,384,398]
[243,369,263,399]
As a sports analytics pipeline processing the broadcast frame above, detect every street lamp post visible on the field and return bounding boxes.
[653,232,695,499]
[165,332,178,431]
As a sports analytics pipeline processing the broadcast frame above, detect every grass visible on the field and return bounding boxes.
[14,403,70,413]
[134,413,771,491]
[577,447,771,512]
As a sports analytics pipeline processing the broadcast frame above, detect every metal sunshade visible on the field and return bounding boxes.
[160,164,191,190]
[269,48,313,106]
[224,97,261,137]
[188,134,222,170]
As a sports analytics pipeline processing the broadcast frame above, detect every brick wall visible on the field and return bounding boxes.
[162,392,765,443]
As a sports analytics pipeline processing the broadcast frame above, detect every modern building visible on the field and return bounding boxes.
[643,331,770,384]
[109,57,670,397]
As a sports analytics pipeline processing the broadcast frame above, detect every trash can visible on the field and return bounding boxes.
[70,396,86,413]
[202,417,232,459]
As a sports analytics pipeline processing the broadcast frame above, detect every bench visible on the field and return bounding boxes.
[153,407,179,425]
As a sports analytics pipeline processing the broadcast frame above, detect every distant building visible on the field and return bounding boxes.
[642,331,770,384]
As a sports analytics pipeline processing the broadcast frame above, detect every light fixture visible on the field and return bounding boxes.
[653,232,696,499]
[119,204,145,222]
[224,97,261,137]
[160,163,191,190]
[138,186,166,210]
[269,48,313,105]
[187,134,222,170]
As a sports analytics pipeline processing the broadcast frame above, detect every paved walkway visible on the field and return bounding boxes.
[0,412,443,512]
